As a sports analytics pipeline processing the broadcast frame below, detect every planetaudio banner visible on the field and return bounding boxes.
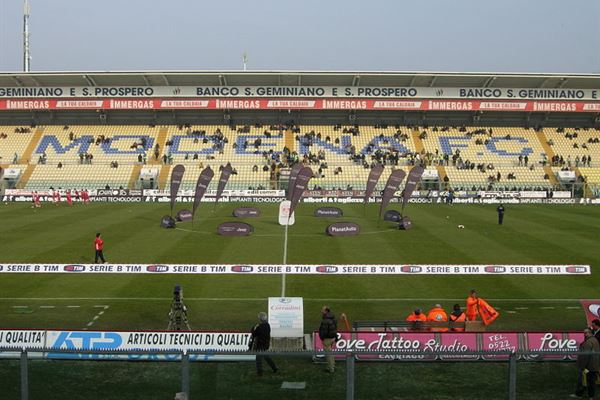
[0,264,589,275]
[313,331,584,362]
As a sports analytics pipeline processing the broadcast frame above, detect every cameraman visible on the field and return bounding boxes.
[249,312,278,376]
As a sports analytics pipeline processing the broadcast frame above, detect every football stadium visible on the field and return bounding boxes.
[1,3,600,400]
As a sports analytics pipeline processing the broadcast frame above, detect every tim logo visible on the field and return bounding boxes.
[63,265,85,272]
[485,266,506,273]
[401,265,422,273]
[146,265,169,273]
[231,265,253,273]
[566,266,588,274]
[316,266,338,273]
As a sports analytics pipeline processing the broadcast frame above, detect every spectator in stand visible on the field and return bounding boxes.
[406,308,427,330]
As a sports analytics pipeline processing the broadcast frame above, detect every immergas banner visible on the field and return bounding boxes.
[0,264,589,275]
[192,167,215,219]
[401,165,425,212]
[215,165,233,205]
[2,86,600,100]
[169,165,185,215]
[379,169,407,219]
[364,164,384,204]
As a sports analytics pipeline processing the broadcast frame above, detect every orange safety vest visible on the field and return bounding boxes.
[449,312,466,332]
[406,313,427,322]
[427,307,448,332]
[466,295,479,321]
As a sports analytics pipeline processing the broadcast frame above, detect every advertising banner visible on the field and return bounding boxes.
[401,166,425,212]
[288,167,313,216]
[169,165,185,215]
[192,167,215,219]
[215,165,233,204]
[579,300,600,326]
[524,332,583,360]
[481,332,520,360]
[0,264,590,275]
[379,169,407,219]
[1,85,600,101]
[363,164,384,204]
[268,297,304,338]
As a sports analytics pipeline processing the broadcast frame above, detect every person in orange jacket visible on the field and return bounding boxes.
[449,304,466,332]
[466,289,480,321]
[427,304,448,332]
[406,308,427,330]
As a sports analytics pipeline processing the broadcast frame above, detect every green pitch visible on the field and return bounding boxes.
[0,201,597,332]
[0,201,598,400]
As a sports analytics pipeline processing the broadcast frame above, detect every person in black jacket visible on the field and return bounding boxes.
[318,306,338,373]
[592,319,600,343]
[249,312,277,376]
[497,204,505,225]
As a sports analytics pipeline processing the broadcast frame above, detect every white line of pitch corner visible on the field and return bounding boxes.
[0,297,585,302]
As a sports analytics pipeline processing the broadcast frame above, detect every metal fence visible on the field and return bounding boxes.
[3,347,597,400]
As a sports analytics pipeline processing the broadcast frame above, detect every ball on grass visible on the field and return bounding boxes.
[446,216,450,219]
[457,224,465,229]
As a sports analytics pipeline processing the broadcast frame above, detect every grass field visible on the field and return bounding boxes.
[0,201,598,399]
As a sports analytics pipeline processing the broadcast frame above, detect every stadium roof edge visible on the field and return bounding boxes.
[1,70,599,89]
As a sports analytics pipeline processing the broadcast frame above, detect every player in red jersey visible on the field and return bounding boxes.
[66,190,73,206]
[94,233,106,263]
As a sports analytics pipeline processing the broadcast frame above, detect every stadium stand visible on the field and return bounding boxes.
[1,124,599,192]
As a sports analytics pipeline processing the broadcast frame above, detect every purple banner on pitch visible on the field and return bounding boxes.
[215,165,233,204]
[192,167,214,219]
[379,169,406,219]
[170,164,186,214]
[289,167,313,217]
[287,163,304,201]
[364,164,384,203]
[401,165,425,212]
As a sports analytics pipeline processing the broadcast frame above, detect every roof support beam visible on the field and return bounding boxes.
[142,75,151,86]
[352,75,360,87]
[12,76,24,87]
[219,75,227,86]
[83,75,97,86]
[557,78,568,88]
[162,75,170,86]
[539,77,551,88]
[298,74,302,86]
[428,76,438,87]
[29,76,41,87]
[483,76,496,87]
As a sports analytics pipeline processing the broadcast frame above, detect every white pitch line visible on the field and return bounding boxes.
[0,297,587,302]
[506,311,517,314]
[540,306,555,309]
[566,306,581,309]
[94,305,109,308]
[98,311,104,315]
[515,307,529,310]
[12,306,29,308]
[86,321,94,327]
[67,305,80,308]
[93,315,99,320]
[39,306,55,309]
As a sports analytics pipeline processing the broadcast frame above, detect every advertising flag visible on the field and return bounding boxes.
[378,169,406,219]
[169,164,186,215]
[579,300,600,326]
[478,299,500,325]
[287,163,304,200]
[215,164,233,204]
[288,167,313,216]
[401,165,425,212]
[364,163,384,204]
[192,167,214,219]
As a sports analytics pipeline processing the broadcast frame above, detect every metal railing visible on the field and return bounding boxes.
[3,347,597,400]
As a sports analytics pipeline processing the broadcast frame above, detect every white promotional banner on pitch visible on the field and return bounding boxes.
[268,297,304,338]
[0,264,589,275]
